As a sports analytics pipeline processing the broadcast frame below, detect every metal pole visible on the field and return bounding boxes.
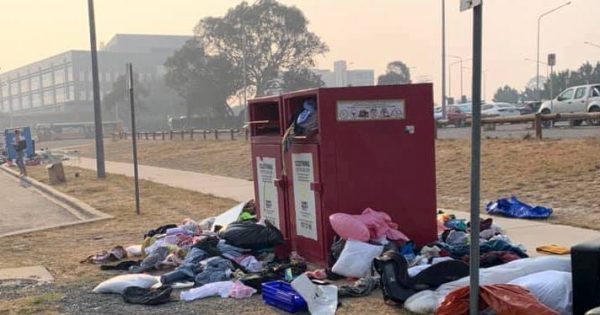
[128,63,140,215]
[449,65,453,101]
[441,0,447,118]
[469,3,483,315]
[536,17,541,101]
[536,2,572,101]
[460,58,464,101]
[242,26,248,122]
[483,70,487,102]
[584,41,600,49]
[87,0,105,178]
[550,65,554,112]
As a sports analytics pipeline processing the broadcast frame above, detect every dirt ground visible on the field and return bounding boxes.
[74,137,600,230]
[0,165,412,315]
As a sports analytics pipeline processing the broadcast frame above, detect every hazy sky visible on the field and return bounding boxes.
[2,0,599,103]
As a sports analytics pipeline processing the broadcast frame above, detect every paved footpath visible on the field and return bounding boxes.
[67,157,600,254]
[65,157,254,202]
[0,171,80,236]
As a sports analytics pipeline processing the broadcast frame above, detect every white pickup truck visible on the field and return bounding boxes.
[538,84,600,125]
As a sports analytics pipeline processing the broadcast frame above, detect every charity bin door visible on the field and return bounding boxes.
[286,143,325,263]
[252,144,289,239]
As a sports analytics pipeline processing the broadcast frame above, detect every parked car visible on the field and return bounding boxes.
[434,107,443,120]
[538,84,600,126]
[453,103,472,116]
[481,102,521,117]
[517,101,542,115]
[446,106,468,127]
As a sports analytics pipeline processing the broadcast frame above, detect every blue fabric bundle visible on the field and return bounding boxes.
[486,196,552,219]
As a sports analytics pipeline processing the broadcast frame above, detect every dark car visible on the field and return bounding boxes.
[447,106,468,127]
[518,101,542,115]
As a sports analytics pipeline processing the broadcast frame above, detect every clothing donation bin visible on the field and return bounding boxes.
[248,95,292,255]
[249,84,437,264]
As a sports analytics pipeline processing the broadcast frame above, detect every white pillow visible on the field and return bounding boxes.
[332,239,383,278]
[92,274,159,294]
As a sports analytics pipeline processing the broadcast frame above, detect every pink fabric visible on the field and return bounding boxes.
[229,280,257,299]
[329,213,370,241]
[329,208,410,242]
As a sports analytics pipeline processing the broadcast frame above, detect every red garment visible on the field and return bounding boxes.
[436,284,558,315]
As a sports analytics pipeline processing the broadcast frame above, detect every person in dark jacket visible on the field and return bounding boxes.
[13,129,27,177]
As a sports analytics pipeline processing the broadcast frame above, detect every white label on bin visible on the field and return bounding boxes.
[292,153,318,241]
[256,157,280,230]
[336,99,405,121]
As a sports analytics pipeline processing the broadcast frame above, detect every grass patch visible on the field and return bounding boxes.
[0,165,236,283]
[70,137,600,230]
[0,293,62,315]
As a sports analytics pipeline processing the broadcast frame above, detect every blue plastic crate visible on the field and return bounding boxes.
[262,281,307,313]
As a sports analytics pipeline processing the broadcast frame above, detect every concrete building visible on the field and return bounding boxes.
[313,60,374,88]
[0,34,190,127]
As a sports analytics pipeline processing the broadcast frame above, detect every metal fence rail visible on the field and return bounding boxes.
[436,112,600,139]
[113,128,249,142]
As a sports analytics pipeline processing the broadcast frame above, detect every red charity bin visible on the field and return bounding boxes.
[281,85,437,264]
[248,95,292,256]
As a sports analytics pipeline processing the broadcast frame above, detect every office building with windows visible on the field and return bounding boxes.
[0,34,190,126]
[313,60,374,88]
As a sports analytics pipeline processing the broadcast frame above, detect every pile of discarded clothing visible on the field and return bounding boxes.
[364,210,572,315]
[84,201,573,315]
[86,201,306,306]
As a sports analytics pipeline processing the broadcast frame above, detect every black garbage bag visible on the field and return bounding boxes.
[220,220,283,250]
[122,286,173,305]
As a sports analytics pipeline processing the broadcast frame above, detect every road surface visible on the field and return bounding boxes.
[438,123,600,139]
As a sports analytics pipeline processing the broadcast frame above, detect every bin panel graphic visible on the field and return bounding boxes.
[285,143,324,263]
[251,144,289,239]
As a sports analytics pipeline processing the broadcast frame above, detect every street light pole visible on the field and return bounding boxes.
[87,0,106,178]
[584,41,600,49]
[449,55,471,101]
[441,0,446,118]
[536,1,571,101]
[483,69,488,102]
[449,58,471,102]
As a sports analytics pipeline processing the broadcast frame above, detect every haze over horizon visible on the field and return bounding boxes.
[2,0,599,103]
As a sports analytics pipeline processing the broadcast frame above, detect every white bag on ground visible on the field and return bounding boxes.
[125,245,142,257]
[291,274,338,315]
[92,274,159,294]
[331,240,383,278]
[404,256,571,314]
[180,281,234,301]
[508,270,572,315]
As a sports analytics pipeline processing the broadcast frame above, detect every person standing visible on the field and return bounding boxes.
[13,129,27,177]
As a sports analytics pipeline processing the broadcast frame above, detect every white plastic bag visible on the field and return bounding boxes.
[331,240,383,278]
[404,256,571,314]
[509,270,572,315]
[291,274,338,315]
[125,245,142,257]
[180,281,234,301]
[92,274,159,294]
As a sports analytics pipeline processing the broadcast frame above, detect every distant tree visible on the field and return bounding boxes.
[164,39,239,121]
[103,73,148,120]
[494,62,600,103]
[493,85,520,103]
[520,87,537,102]
[195,0,328,97]
[281,68,323,92]
[377,61,411,85]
